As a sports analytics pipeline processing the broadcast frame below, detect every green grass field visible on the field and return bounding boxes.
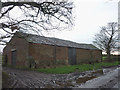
[36,61,120,74]
[102,56,107,61]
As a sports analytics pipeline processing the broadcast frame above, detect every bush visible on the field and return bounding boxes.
[26,56,36,68]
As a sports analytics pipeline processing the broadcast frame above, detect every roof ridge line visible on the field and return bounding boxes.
[16,32,100,50]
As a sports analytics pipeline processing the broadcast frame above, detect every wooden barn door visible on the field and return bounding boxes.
[11,50,17,66]
[68,47,76,65]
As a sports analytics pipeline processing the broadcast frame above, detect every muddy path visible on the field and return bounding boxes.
[78,67,119,88]
[2,66,119,88]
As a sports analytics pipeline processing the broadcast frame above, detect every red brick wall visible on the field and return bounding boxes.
[29,43,54,61]
[3,34,29,66]
[56,46,68,65]
[3,33,102,67]
[29,43,68,67]
[76,49,91,64]
[91,50,102,62]
[76,48,102,64]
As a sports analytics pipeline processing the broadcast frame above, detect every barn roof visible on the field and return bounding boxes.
[17,32,100,50]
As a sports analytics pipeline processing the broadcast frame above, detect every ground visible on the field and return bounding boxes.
[2,66,119,88]
[77,66,119,88]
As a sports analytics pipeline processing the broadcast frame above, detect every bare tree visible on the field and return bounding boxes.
[0,0,73,45]
[93,22,118,61]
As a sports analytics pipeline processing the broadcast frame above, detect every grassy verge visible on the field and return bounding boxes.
[36,61,120,74]
[4,61,120,74]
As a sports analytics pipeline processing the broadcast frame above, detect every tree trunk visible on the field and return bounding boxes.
[107,49,111,62]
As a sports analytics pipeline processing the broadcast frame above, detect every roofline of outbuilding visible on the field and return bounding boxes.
[29,42,102,51]
[16,31,101,50]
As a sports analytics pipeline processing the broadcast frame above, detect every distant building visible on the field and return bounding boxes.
[3,32,102,68]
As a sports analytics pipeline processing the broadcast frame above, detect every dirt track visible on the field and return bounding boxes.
[78,67,119,88]
[2,66,119,88]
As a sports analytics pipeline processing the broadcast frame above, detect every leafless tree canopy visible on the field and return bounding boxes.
[93,22,118,60]
[0,0,73,45]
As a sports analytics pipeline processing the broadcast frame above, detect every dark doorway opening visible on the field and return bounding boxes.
[11,50,17,66]
[68,47,76,65]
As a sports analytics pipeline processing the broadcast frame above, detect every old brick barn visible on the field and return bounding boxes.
[3,32,102,68]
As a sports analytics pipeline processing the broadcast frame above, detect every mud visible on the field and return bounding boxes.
[76,76,96,84]
[2,66,118,88]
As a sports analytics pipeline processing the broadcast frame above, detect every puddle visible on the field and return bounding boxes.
[76,69,104,84]
[56,80,74,87]
[76,76,96,84]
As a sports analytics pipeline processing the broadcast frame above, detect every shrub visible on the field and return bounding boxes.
[26,56,36,68]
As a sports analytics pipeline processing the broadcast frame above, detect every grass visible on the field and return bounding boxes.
[4,60,120,74]
[36,61,120,74]
[102,56,107,61]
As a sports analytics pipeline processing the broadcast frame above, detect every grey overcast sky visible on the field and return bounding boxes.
[48,0,118,43]
[0,0,119,52]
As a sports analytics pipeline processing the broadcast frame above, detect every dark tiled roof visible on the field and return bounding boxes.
[17,32,100,50]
